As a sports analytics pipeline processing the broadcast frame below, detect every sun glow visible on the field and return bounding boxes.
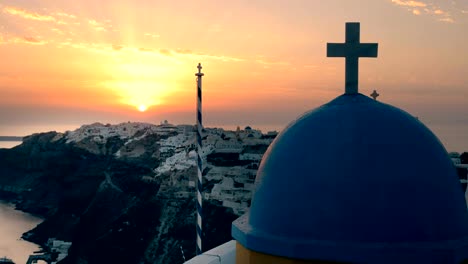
[103,61,185,112]
[108,80,165,110]
[138,104,148,112]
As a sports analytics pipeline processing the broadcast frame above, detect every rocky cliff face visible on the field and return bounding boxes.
[0,122,275,264]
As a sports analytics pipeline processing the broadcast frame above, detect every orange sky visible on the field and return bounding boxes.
[0,0,467,151]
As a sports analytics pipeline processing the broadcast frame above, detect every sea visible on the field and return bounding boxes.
[1,121,467,152]
[0,141,44,264]
[0,202,45,264]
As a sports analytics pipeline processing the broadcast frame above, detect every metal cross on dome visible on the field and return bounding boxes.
[370,90,379,100]
[327,23,378,94]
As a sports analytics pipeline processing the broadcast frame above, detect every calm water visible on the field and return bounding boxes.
[0,202,44,264]
[0,141,21,149]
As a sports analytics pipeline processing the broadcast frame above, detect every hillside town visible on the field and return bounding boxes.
[0,121,279,263]
[63,121,277,215]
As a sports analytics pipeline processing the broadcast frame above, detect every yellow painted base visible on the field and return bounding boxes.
[235,242,344,264]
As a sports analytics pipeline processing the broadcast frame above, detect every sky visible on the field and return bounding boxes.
[0,0,467,151]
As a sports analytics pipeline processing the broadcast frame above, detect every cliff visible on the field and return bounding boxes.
[0,123,275,264]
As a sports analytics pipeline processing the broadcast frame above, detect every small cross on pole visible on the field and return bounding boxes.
[196,63,204,76]
[327,23,378,94]
[370,90,379,100]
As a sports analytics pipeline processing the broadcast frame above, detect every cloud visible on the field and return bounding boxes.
[138,47,153,52]
[53,12,76,19]
[175,49,193,54]
[201,54,245,62]
[439,17,455,23]
[23,36,40,43]
[155,47,245,62]
[423,8,449,16]
[171,49,245,62]
[2,6,73,25]
[159,49,172,56]
[390,1,455,23]
[88,19,107,31]
[51,28,65,35]
[14,36,47,45]
[3,6,55,21]
[0,32,47,45]
[11,36,47,45]
[55,38,245,63]
[425,8,454,23]
[391,0,427,7]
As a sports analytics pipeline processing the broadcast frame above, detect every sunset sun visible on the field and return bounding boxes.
[104,62,181,113]
[138,104,148,112]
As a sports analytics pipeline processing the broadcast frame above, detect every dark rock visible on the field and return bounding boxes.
[461,152,468,164]
[0,130,245,264]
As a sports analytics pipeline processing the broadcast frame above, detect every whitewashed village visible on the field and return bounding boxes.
[65,120,276,215]
[16,120,278,263]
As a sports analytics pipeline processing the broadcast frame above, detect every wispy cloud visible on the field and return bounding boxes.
[175,49,192,54]
[51,28,65,35]
[0,33,47,45]
[438,17,455,23]
[391,0,427,7]
[53,12,76,19]
[88,19,107,31]
[424,7,454,22]
[20,36,47,45]
[3,5,112,30]
[159,49,172,56]
[154,47,245,62]
[138,47,153,52]
[201,54,245,62]
[0,5,275,65]
[3,6,55,21]
[2,6,73,25]
[55,39,246,63]
[1,5,119,49]
[390,0,455,23]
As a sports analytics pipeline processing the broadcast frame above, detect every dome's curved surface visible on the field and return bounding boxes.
[232,93,468,263]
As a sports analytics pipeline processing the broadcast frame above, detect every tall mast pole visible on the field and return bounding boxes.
[195,63,204,255]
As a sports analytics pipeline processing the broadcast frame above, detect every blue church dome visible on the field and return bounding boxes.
[232,93,468,263]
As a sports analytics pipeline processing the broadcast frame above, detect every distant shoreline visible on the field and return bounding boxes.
[0,136,23,141]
